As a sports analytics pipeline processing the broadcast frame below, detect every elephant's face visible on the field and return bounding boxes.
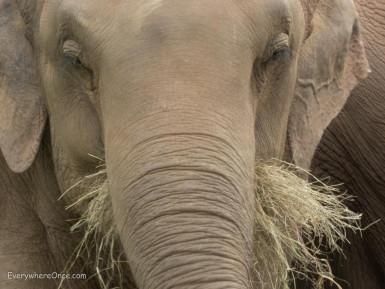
[38,0,305,195]
[0,0,367,288]
[39,3,306,285]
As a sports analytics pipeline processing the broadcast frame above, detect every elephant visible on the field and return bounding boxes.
[308,0,385,288]
[0,0,368,289]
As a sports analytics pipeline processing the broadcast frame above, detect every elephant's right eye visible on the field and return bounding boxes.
[264,33,291,64]
[62,39,85,67]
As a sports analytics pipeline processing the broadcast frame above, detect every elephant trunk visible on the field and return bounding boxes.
[105,109,257,289]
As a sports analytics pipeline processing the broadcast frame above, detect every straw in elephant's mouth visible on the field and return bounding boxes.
[59,169,136,289]
[59,161,361,289]
[252,162,361,289]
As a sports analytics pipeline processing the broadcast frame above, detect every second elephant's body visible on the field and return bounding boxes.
[311,0,385,288]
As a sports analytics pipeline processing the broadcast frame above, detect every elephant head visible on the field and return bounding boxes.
[0,0,367,288]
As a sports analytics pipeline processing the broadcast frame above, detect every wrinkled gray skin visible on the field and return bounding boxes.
[0,0,367,288]
[309,0,385,288]
[286,0,369,170]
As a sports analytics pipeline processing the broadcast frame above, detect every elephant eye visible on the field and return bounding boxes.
[62,39,84,67]
[270,46,291,61]
[266,33,291,63]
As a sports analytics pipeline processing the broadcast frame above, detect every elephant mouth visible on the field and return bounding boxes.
[60,161,360,289]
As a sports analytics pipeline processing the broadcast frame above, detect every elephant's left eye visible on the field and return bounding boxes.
[271,46,291,61]
[266,33,291,63]
[62,39,86,67]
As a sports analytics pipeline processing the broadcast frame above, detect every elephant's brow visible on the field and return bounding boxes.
[58,0,98,33]
[57,8,94,41]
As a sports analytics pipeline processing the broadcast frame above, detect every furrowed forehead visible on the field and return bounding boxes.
[57,0,298,41]
[60,0,164,20]
[59,0,292,22]
[59,0,165,34]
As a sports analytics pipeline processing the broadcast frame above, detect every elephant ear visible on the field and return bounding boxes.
[287,0,369,169]
[0,0,46,173]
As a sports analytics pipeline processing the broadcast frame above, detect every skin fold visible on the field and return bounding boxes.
[0,0,368,288]
[309,0,385,288]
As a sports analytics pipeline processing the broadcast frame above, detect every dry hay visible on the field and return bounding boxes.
[59,169,135,289]
[252,161,361,289]
[59,160,361,289]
